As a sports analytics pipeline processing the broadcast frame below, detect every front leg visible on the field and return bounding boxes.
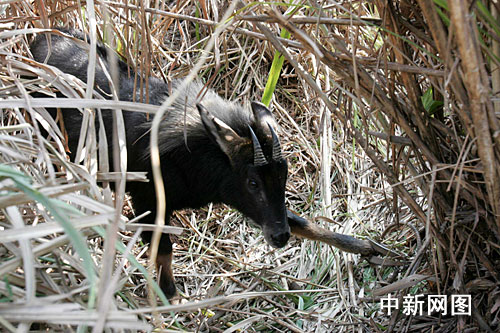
[155,233,177,299]
[143,231,177,299]
[128,182,178,299]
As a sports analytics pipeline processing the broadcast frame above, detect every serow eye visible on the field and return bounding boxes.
[248,179,259,190]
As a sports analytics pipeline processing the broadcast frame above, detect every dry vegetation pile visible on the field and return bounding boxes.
[0,0,499,332]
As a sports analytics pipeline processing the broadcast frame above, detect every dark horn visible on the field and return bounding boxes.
[248,125,267,166]
[268,124,283,161]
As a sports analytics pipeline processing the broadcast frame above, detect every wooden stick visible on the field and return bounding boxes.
[287,210,383,256]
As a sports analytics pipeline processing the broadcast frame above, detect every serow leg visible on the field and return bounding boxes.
[153,233,177,299]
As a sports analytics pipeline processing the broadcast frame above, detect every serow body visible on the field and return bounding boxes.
[30,29,294,298]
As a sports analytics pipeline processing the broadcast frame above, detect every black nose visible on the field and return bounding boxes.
[271,230,290,248]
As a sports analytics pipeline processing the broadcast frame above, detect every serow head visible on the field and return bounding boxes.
[197,101,290,248]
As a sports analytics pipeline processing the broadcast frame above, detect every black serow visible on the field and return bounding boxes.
[30,29,317,298]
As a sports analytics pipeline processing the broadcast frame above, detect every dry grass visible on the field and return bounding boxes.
[1,0,499,332]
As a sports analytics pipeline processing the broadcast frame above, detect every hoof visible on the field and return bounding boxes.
[160,277,177,300]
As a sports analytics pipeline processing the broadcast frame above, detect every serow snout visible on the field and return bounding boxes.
[264,222,291,248]
[271,230,290,248]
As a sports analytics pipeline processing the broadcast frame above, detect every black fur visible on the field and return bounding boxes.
[30,28,290,298]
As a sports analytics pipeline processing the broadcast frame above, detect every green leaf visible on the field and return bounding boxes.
[421,88,443,114]
[262,28,290,106]
[476,0,500,36]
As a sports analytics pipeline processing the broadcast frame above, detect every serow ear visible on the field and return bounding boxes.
[251,101,278,137]
[197,103,246,161]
